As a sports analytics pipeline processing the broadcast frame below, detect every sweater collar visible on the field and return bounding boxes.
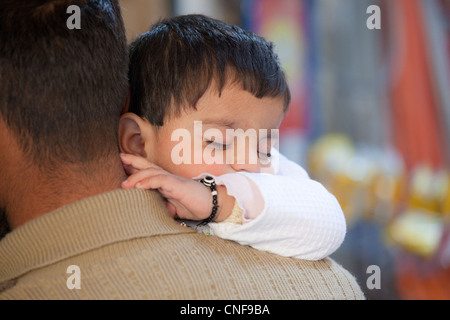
[0,189,194,283]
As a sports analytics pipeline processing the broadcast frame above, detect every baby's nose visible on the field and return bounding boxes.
[229,146,262,173]
[230,161,261,173]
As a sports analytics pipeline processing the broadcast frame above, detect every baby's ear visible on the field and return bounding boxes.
[118,113,148,158]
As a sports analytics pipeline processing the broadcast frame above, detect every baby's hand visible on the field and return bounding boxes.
[120,153,218,222]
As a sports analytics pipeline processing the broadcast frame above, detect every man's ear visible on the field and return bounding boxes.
[119,113,149,158]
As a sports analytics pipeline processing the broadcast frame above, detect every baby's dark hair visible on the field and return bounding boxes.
[128,14,291,126]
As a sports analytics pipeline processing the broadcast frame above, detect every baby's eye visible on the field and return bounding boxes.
[206,140,230,150]
[258,152,272,160]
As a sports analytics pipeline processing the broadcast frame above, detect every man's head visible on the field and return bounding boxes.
[122,14,290,178]
[0,0,128,167]
[0,0,129,229]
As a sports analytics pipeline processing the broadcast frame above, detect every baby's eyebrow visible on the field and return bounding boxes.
[200,119,279,141]
[201,119,237,129]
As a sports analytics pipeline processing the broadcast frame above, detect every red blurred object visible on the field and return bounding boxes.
[389,0,446,171]
[389,0,449,300]
[395,230,450,300]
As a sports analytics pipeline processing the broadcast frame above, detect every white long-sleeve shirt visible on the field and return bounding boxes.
[190,149,347,261]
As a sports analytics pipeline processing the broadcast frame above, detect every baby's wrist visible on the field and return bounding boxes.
[195,177,235,224]
[220,200,243,224]
[213,185,235,222]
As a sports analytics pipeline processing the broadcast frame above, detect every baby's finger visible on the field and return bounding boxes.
[121,168,163,189]
[134,174,167,190]
[123,163,139,176]
[120,153,158,171]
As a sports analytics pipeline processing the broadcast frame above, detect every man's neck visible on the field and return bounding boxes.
[6,158,127,230]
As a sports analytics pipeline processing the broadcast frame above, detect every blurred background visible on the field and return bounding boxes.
[119,0,450,300]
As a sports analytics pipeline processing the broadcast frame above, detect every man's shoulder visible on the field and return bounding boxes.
[193,234,365,300]
[0,218,364,300]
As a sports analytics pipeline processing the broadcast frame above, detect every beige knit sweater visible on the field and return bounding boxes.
[0,189,364,300]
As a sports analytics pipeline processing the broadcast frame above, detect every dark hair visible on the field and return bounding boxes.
[0,207,10,241]
[128,14,290,126]
[0,0,128,166]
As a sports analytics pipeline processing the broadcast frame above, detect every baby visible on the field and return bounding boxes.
[119,15,346,260]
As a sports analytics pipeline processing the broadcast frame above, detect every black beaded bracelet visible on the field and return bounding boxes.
[197,176,219,226]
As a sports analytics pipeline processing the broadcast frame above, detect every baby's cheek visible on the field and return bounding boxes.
[158,142,233,178]
[187,163,231,179]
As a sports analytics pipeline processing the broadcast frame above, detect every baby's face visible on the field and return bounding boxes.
[143,84,285,179]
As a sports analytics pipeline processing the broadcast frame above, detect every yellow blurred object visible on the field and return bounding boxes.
[307,134,357,224]
[307,133,355,178]
[369,171,405,221]
[436,171,450,216]
[409,165,448,213]
[307,134,449,247]
[308,134,406,225]
[387,210,444,258]
[443,189,450,217]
